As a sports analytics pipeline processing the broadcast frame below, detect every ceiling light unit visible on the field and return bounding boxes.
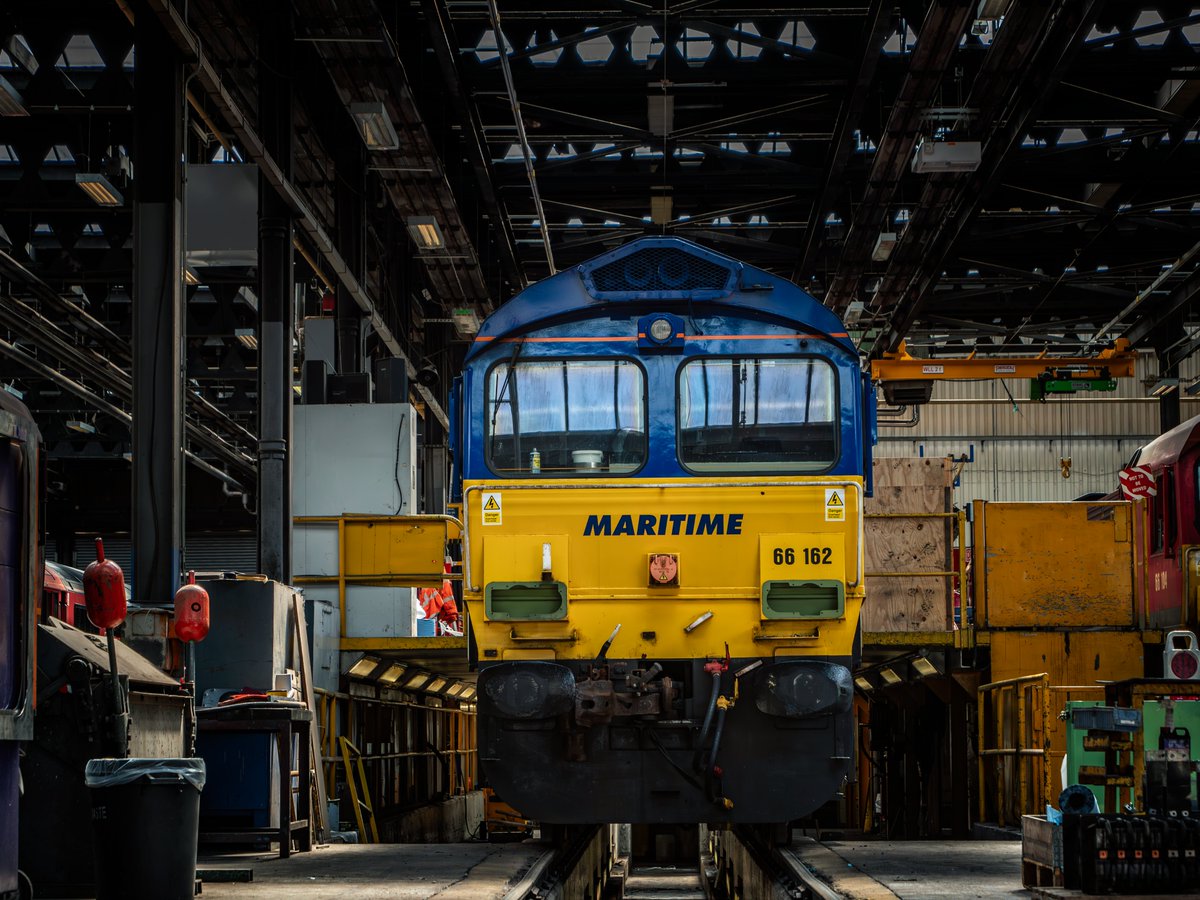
[349,101,400,151]
[911,655,941,678]
[403,671,432,691]
[451,307,481,336]
[235,329,258,350]
[424,677,449,694]
[75,173,124,206]
[377,662,407,685]
[872,231,898,262]
[1150,378,1180,397]
[184,266,200,286]
[879,667,903,686]
[845,299,866,326]
[0,76,28,117]
[346,655,381,679]
[66,420,96,434]
[406,216,445,251]
[853,674,874,692]
[911,137,981,174]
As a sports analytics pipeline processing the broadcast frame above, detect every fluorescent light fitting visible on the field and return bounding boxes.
[911,656,940,678]
[347,655,380,678]
[349,101,400,150]
[853,675,874,692]
[424,677,448,693]
[235,329,257,350]
[845,299,865,326]
[76,173,124,206]
[872,231,898,262]
[1150,378,1180,397]
[6,36,38,76]
[445,682,466,697]
[184,267,200,286]
[460,684,476,700]
[451,307,481,336]
[377,662,407,685]
[879,667,903,686]
[403,671,431,690]
[66,419,96,434]
[406,217,445,250]
[0,76,28,117]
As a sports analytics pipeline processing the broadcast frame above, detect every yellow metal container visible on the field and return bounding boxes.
[975,501,1137,629]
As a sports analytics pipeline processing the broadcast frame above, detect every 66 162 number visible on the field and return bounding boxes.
[772,547,832,566]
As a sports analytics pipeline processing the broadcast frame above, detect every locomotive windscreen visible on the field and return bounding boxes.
[487,358,647,475]
[678,357,837,472]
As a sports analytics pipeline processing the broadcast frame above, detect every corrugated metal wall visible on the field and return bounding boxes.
[877,352,1200,503]
[46,533,257,579]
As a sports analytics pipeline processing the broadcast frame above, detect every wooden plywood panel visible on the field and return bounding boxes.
[981,503,1135,628]
[864,458,953,632]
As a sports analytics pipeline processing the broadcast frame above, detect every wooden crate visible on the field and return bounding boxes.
[863,457,953,632]
[1021,814,1064,889]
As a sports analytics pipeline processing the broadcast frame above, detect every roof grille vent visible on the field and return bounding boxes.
[587,247,733,296]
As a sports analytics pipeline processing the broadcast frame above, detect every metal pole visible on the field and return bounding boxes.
[335,136,364,375]
[977,686,986,824]
[132,2,185,606]
[1017,686,1027,822]
[258,3,295,582]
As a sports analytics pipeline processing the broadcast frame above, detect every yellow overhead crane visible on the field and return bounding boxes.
[870,338,1138,403]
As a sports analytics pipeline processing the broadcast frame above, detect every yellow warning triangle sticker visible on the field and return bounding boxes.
[827,493,843,507]
[483,495,500,510]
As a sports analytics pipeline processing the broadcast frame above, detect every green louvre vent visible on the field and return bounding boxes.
[762,580,845,619]
[485,581,568,620]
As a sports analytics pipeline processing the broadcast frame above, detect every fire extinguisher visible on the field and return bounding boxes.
[174,571,210,643]
[82,537,129,755]
[174,572,210,756]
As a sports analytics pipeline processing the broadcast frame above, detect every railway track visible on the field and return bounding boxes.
[505,825,842,900]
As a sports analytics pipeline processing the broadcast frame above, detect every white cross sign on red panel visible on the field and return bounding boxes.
[1118,465,1157,499]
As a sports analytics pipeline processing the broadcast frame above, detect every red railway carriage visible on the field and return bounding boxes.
[1128,413,1200,629]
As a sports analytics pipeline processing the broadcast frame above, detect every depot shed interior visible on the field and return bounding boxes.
[7,0,1200,897]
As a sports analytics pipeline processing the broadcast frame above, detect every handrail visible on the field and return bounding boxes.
[977,672,1051,827]
[292,514,465,637]
[461,479,865,593]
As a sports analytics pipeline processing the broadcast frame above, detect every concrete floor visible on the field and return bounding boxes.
[815,840,1027,900]
[197,842,549,899]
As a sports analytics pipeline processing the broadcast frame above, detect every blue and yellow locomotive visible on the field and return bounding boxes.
[451,237,872,824]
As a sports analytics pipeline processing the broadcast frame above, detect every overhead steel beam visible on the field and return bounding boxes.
[423,0,524,289]
[866,1,1103,356]
[489,0,555,275]
[1123,251,1200,347]
[142,0,448,428]
[0,293,255,478]
[797,0,889,278]
[0,337,247,491]
[822,1,976,313]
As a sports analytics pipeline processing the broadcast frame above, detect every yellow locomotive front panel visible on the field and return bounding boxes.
[463,478,864,664]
